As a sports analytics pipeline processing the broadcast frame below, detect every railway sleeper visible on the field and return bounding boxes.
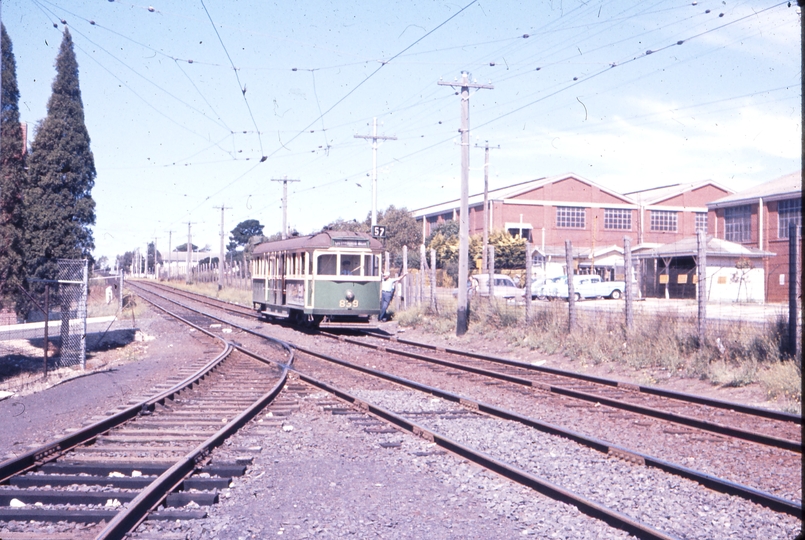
[0,507,207,523]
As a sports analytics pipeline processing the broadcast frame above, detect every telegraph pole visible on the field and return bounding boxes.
[214,204,232,291]
[439,72,493,336]
[271,176,300,239]
[165,230,174,279]
[185,222,195,284]
[475,141,499,275]
[355,118,396,228]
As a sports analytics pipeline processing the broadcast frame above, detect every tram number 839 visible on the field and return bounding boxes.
[339,299,359,308]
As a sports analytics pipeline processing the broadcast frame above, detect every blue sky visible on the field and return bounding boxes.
[2,0,801,263]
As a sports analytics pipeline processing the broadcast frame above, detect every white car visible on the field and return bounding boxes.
[539,275,625,301]
[473,274,525,301]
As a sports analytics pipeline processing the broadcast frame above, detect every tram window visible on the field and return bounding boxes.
[365,254,379,276]
[317,254,337,275]
[340,254,362,275]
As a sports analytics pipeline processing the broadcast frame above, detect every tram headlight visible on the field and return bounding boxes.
[345,289,355,301]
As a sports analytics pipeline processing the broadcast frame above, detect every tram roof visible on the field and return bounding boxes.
[253,230,383,254]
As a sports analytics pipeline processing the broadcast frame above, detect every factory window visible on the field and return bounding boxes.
[556,206,586,229]
[724,205,751,242]
[778,198,801,239]
[650,210,678,232]
[603,208,632,230]
[695,212,707,233]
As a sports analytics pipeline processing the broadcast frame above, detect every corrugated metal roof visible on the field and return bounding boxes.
[411,172,637,218]
[635,236,775,259]
[707,171,802,208]
[253,230,382,254]
[624,179,733,205]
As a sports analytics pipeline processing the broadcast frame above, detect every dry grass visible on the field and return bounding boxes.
[396,298,801,408]
[162,280,252,306]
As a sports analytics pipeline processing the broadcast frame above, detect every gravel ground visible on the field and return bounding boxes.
[134,380,633,540]
[1,301,802,540]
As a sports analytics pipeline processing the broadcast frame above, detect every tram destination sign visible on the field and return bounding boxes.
[372,225,386,238]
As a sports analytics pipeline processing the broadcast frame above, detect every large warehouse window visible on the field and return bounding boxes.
[695,212,707,233]
[604,208,632,230]
[650,210,678,232]
[724,205,751,242]
[556,206,586,229]
[778,198,801,239]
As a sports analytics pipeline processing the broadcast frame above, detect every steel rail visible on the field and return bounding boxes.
[362,330,801,424]
[94,288,295,540]
[129,281,801,517]
[324,332,801,453]
[290,343,802,518]
[0,321,233,484]
[294,371,676,540]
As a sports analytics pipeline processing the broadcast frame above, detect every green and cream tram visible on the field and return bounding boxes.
[251,231,383,327]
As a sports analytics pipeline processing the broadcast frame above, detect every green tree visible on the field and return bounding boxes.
[322,217,366,233]
[22,28,96,285]
[0,25,26,312]
[377,205,421,267]
[229,219,265,249]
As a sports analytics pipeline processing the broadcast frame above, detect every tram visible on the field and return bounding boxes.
[251,230,383,327]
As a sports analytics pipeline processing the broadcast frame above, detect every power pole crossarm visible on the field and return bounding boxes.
[271,177,300,240]
[355,118,396,228]
[439,72,493,336]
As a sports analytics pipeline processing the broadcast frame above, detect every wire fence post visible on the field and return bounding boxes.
[488,245,495,300]
[624,236,634,331]
[402,245,408,311]
[43,285,49,379]
[430,249,437,313]
[788,222,800,358]
[419,244,426,306]
[565,240,576,331]
[524,242,533,324]
[697,230,707,347]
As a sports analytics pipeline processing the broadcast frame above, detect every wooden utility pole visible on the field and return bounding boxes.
[271,177,300,239]
[475,141,499,276]
[185,222,195,284]
[214,204,232,291]
[439,72,493,336]
[165,230,174,279]
[355,118,396,228]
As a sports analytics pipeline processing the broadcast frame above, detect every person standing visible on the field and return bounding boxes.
[379,271,407,322]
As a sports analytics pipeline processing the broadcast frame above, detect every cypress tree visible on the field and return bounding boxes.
[0,24,26,311]
[23,28,96,284]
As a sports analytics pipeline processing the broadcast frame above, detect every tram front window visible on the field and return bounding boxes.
[340,254,362,275]
[317,254,337,275]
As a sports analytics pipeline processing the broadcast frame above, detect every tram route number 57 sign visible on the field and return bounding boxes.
[372,225,386,238]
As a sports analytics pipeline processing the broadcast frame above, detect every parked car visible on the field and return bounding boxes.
[531,276,562,300]
[473,274,525,301]
[539,275,625,301]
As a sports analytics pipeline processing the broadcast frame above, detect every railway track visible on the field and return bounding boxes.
[119,281,802,538]
[0,291,293,539]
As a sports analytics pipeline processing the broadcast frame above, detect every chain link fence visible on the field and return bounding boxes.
[57,259,88,369]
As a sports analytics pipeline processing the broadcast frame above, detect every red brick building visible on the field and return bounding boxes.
[413,172,732,256]
[707,171,802,302]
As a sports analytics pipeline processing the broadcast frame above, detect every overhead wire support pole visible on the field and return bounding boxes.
[439,72,493,336]
[271,176,301,240]
[474,141,499,276]
[354,117,396,228]
[214,204,232,292]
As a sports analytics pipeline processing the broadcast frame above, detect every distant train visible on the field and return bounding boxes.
[251,231,383,327]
